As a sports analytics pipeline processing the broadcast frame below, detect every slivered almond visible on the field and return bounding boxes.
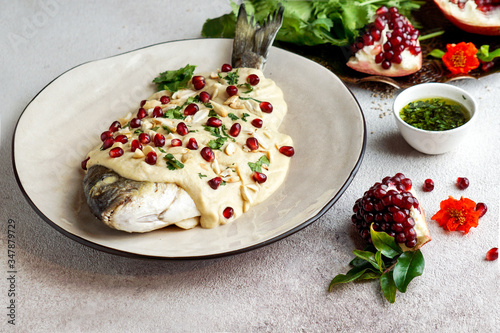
[169,147,189,155]
[212,157,221,174]
[143,146,154,155]
[210,72,218,79]
[133,149,145,159]
[226,176,240,183]
[118,112,133,126]
[181,152,192,163]
[185,115,193,123]
[244,100,263,117]
[211,101,228,117]
[225,142,236,156]
[224,95,239,105]
[253,132,269,149]
[192,109,209,123]
[240,185,253,204]
[143,100,161,110]
[243,201,251,213]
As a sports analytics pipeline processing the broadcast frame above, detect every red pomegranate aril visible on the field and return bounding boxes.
[392,54,403,64]
[393,210,406,223]
[192,76,206,90]
[152,106,163,118]
[381,60,391,69]
[376,5,389,15]
[251,118,263,128]
[223,207,234,219]
[109,147,124,158]
[186,137,198,150]
[374,16,386,30]
[145,151,157,165]
[229,123,241,137]
[247,74,260,86]
[385,50,394,60]
[115,134,128,144]
[375,52,384,64]
[226,85,238,96]
[102,138,114,150]
[362,34,374,46]
[153,133,165,147]
[400,178,412,191]
[184,103,199,116]
[201,147,215,162]
[260,101,273,113]
[171,138,182,147]
[279,146,295,157]
[208,177,222,190]
[100,131,113,142]
[81,157,90,170]
[137,108,147,119]
[130,118,141,128]
[131,139,142,152]
[246,137,259,151]
[138,133,151,144]
[206,117,222,127]
[423,179,434,192]
[486,247,498,261]
[109,121,121,132]
[475,202,487,217]
[160,95,170,104]
[177,122,189,136]
[405,239,417,248]
[402,217,415,229]
[221,63,232,72]
[253,172,267,184]
[371,29,382,41]
[457,177,469,189]
[140,100,146,107]
[383,41,392,52]
[199,91,211,103]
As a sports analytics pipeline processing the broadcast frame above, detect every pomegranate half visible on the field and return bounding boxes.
[434,0,500,35]
[346,6,422,77]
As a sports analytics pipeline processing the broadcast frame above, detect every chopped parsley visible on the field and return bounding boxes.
[198,173,207,179]
[134,129,144,134]
[162,125,172,133]
[241,113,250,122]
[208,137,228,150]
[152,126,160,131]
[238,82,253,94]
[208,110,220,118]
[163,153,184,170]
[158,147,167,154]
[153,64,196,92]
[248,155,270,173]
[219,69,239,85]
[239,96,262,103]
[228,113,239,121]
[163,107,185,120]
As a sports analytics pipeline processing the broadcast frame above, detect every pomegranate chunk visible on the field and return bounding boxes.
[100,131,113,142]
[138,133,151,145]
[81,157,90,170]
[201,147,215,162]
[192,76,206,90]
[186,138,198,150]
[457,177,470,190]
[260,101,273,113]
[246,137,259,151]
[130,118,141,128]
[171,139,182,147]
[206,117,222,127]
[152,106,163,118]
[422,179,434,192]
[221,63,232,72]
[279,146,295,157]
[208,177,222,190]
[251,118,263,128]
[226,85,238,96]
[137,108,147,119]
[486,247,498,261]
[109,121,121,132]
[223,207,234,219]
[253,172,267,184]
[115,134,128,144]
[102,138,114,150]
[109,147,124,158]
[153,133,165,147]
[130,139,143,152]
[145,151,157,165]
[184,103,199,116]
[247,74,260,86]
[475,202,487,218]
[199,91,211,104]
[176,122,189,136]
[229,123,241,137]
[160,95,170,104]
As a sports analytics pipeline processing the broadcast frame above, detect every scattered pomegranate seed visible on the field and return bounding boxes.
[247,74,260,86]
[229,123,241,137]
[192,76,206,90]
[208,177,222,189]
[130,118,141,128]
[201,147,215,162]
[279,146,295,157]
[186,137,198,150]
[153,133,165,147]
[184,103,199,116]
[140,100,146,107]
[221,63,232,72]
[171,138,182,147]
[115,134,128,144]
[102,138,114,150]
[246,137,259,151]
[457,177,470,190]
[130,139,142,152]
[177,122,189,136]
[475,202,487,218]
[138,133,151,144]
[206,117,222,127]
[422,179,434,192]
[226,85,238,96]
[223,207,234,219]
[260,101,273,113]
[137,107,147,119]
[152,106,163,118]
[81,157,90,170]
[253,172,267,184]
[100,131,113,142]
[251,118,263,128]
[160,95,170,104]
[486,247,498,261]
[199,91,211,103]
[109,121,121,132]
[109,147,124,158]
[145,151,157,165]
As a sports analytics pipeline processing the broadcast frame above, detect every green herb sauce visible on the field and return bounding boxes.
[400,98,470,131]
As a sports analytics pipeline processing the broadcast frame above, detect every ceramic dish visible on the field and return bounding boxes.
[13,38,366,259]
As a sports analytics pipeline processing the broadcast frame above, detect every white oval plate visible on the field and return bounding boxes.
[13,39,366,259]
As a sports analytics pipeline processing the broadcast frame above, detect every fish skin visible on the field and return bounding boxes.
[231,3,284,70]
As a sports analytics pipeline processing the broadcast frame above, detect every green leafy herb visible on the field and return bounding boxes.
[158,147,167,154]
[134,129,144,134]
[152,126,160,131]
[209,110,220,118]
[162,125,172,134]
[153,64,196,92]
[477,44,500,63]
[239,96,262,103]
[400,98,469,131]
[241,113,250,122]
[238,82,253,94]
[248,155,270,173]
[163,153,184,170]
[164,107,185,120]
[228,113,239,121]
[204,125,222,138]
[208,137,228,150]
[198,173,207,179]
[329,225,425,303]
[219,69,239,85]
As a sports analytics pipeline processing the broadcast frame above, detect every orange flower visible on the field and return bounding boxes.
[431,196,480,234]
[442,42,480,74]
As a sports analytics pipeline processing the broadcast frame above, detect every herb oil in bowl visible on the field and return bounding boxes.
[399,98,470,131]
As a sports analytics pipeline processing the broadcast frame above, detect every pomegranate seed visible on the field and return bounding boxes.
[223,207,234,219]
[362,34,374,46]
[130,118,141,128]
[109,121,121,132]
[81,157,90,170]
[221,63,232,72]
[371,29,382,42]
[457,177,469,190]
[192,76,206,90]
[246,137,259,151]
[374,16,385,30]
[486,248,498,261]
[423,179,434,192]
[160,95,170,104]
[226,85,238,96]
[131,139,142,152]
[260,101,273,113]
[375,52,384,64]
[100,131,113,142]
[208,177,222,189]
[145,151,157,165]
[385,50,394,60]
[186,137,198,150]
[251,118,263,128]
[475,202,487,217]
[140,100,146,107]
[229,123,241,137]
[102,138,114,150]
[392,54,403,64]
[401,178,412,191]
[405,239,417,248]
[109,147,124,158]
[115,134,128,144]
[199,91,211,103]
[152,106,163,118]
[389,6,399,14]
[177,122,189,136]
[138,133,151,144]
[206,117,222,127]
[279,146,295,157]
[376,5,389,15]
[253,172,267,184]
[247,74,260,86]
[381,60,391,69]
[201,147,215,162]
[383,42,392,52]
[184,103,199,116]
[171,138,182,147]
[137,108,147,119]
[153,133,165,147]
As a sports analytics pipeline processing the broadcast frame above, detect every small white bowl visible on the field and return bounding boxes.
[393,83,477,155]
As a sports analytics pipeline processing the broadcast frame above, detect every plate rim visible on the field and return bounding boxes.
[12,37,367,260]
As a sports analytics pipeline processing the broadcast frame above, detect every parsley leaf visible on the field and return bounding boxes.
[219,69,239,85]
[163,153,184,170]
[241,113,250,122]
[198,173,207,179]
[228,113,239,121]
[208,137,228,150]
[153,64,196,92]
[248,155,270,173]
